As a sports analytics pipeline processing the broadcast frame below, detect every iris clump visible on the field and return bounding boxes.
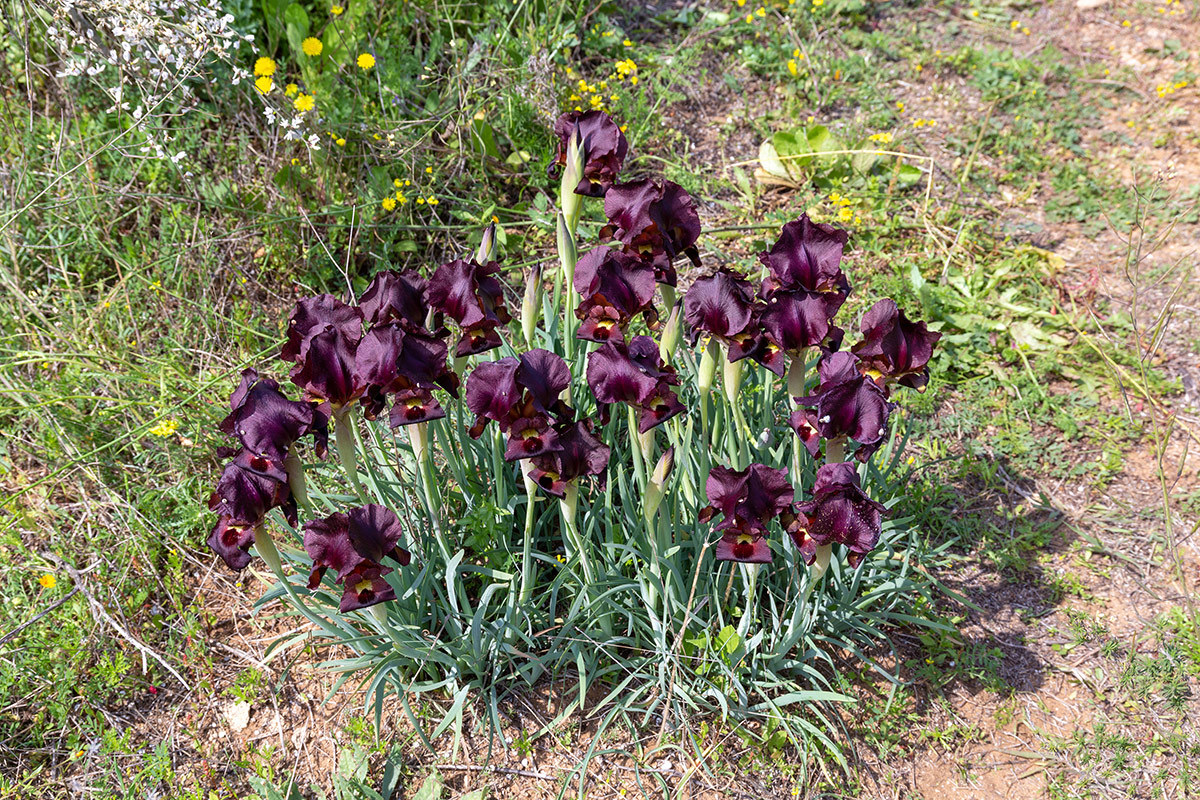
[204,106,946,759]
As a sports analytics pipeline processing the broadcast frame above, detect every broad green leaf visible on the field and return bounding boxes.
[283,4,310,54]
[412,771,444,800]
[756,140,800,187]
[896,163,923,187]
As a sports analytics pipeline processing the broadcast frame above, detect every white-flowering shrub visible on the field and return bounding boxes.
[35,0,263,162]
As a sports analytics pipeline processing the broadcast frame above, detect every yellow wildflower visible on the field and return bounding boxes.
[335,137,346,147]
[381,197,396,211]
[294,93,315,112]
[253,56,277,77]
[254,76,273,94]
[39,574,57,589]
[393,178,403,188]
[427,196,438,205]
[867,131,893,143]
[331,4,343,14]
[149,419,179,437]
[284,82,298,96]
[302,37,323,56]
[788,59,798,76]
[357,52,376,69]
[757,6,766,16]
[623,39,632,47]
[425,166,433,173]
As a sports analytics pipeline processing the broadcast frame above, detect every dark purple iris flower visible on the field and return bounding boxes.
[527,421,611,497]
[208,450,295,526]
[351,323,459,425]
[756,288,847,374]
[220,368,328,461]
[464,349,573,460]
[358,269,430,331]
[289,327,360,409]
[849,299,942,391]
[750,215,853,369]
[280,295,364,364]
[602,179,701,285]
[794,462,886,566]
[791,352,892,461]
[551,110,629,196]
[207,516,257,571]
[303,504,411,612]
[759,214,851,297]
[209,370,325,572]
[428,258,512,357]
[585,336,685,433]
[573,247,657,343]
[683,268,761,361]
[699,464,793,563]
[207,449,297,570]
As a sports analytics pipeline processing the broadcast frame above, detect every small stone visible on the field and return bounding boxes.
[224,700,251,732]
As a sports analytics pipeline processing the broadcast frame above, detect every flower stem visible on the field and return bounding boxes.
[736,563,760,641]
[283,446,311,514]
[333,409,367,502]
[627,404,647,492]
[411,423,452,563]
[517,462,539,609]
[560,484,611,637]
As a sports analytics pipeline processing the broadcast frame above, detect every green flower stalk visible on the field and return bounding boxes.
[698,338,721,435]
[659,283,677,312]
[253,524,282,575]
[556,212,578,288]
[556,212,580,361]
[627,404,648,490]
[518,462,540,607]
[283,445,311,513]
[333,410,367,501]
[408,422,453,563]
[722,352,745,405]
[787,353,808,400]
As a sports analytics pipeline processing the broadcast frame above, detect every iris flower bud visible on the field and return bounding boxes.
[556,212,578,289]
[476,220,498,264]
[643,447,675,522]
[521,262,544,348]
[560,123,586,231]
[658,301,682,364]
